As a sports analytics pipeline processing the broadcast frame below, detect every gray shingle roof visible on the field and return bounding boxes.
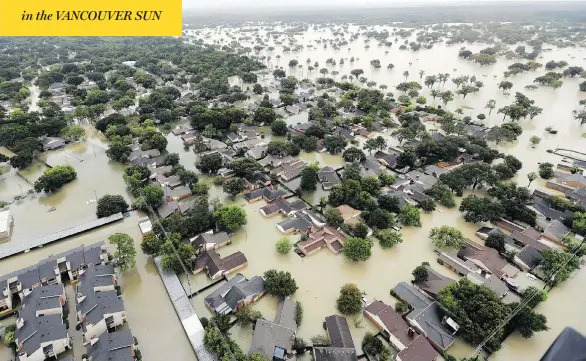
[87,329,134,361]
[314,347,358,361]
[325,315,354,348]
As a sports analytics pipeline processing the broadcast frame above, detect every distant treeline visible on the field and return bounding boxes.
[184,2,586,27]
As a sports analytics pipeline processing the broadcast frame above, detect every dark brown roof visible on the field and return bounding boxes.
[220,252,247,272]
[300,239,326,253]
[330,240,343,253]
[397,335,438,361]
[325,315,354,349]
[365,301,415,347]
[364,300,386,315]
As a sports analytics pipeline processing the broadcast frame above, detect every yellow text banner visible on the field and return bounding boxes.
[0,0,182,36]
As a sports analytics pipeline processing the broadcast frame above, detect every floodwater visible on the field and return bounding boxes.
[0,127,129,244]
[0,24,584,361]
[186,25,586,360]
[0,212,197,361]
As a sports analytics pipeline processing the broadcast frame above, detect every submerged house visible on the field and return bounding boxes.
[313,315,357,361]
[244,187,288,203]
[297,226,347,256]
[249,298,298,361]
[191,231,230,253]
[412,266,456,300]
[86,329,137,361]
[276,210,326,234]
[364,300,438,361]
[260,198,308,218]
[41,136,66,151]
[76,264,125,344]
[193,250,248,280]
[458,241,519,279]
[15,284,70,361]
[204,273,264,314]
[392,282,458,353]
[318,167,341,190]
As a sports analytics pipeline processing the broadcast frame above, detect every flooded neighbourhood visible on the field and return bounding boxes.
[1,4,586,361]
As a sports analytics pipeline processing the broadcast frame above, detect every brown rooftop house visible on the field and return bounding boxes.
[249,298,297,360]
[336,205,362,227]
[313,315,358,361]
[193,250,248,280]
[364,300,438,361]
[413,266,456,300]
[260,198,308,218]
[458,241,519,279]
[297,226,347,256]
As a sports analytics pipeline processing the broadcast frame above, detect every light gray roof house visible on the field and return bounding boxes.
[249,298,297,360]
[393,282,457,352]
[86,329,135,361]
[204,273,264,315]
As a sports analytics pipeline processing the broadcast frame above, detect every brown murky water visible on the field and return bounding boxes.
[1,25,584,360]
[185,25,586,360]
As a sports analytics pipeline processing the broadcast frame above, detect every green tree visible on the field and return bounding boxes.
[412,265,429,283]
[214,205,247,232]
[300,164,319,191]
[96,194,128,218]
[459,195,503,223]
[573,212,586,235]
[223,177,246,197]
[376,229,403,249]
[343,147,366,162]
[235,306,262,328]
[419,198,436,213]
[276,237,292,255]
[399,205,421,227]
[271,120,288,136]
[336,283,363,315]
[140,232,165,256]
[228,157,263,179]
[540,249,580,285]
[140,184,164,209]
[324,208,344,228]
[485,233,506,253]
[527,172,538,187]
[109,233,136,272]
[343,237,373,262]
[61,125,86,141]
[34,165,77,193]
[197,152,223,174]
[538,163,554,179]
[429,225,466,249]
[253,107,277,125]
[263,269,298,298]
[323,135,348,154]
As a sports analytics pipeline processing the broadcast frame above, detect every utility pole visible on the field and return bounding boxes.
[94,189,98,202]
